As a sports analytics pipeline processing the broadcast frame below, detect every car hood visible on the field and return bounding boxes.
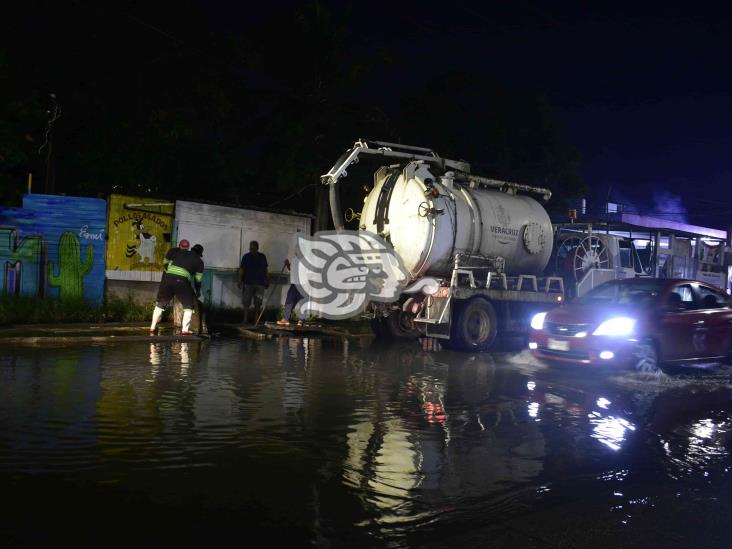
[545,303,644,326]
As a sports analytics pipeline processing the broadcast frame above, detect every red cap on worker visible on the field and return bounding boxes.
[179,239,190,250]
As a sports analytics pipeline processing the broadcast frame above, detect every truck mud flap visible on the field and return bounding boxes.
[425,322,451,339]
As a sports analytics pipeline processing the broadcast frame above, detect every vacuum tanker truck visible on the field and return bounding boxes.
[321,139,565,351]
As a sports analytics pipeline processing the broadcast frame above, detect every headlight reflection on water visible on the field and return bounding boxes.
[661,418,731,474]
[528,402,540,418]
[692,418,717,440]
[589,412,636,451]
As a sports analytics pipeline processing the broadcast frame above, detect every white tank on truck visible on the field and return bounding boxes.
[359,161,554,278]
[322,140,565,351]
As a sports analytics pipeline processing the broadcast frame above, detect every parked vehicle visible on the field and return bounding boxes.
[529,278,732,373]
[321,139,563,351]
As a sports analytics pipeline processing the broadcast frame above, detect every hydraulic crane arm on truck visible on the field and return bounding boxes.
[322,139,552,231]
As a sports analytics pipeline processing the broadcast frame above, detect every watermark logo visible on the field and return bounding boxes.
[293,231,439,320]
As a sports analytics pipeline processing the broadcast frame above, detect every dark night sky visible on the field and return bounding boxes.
[244,1,732,227]
[7,1,732,229]
[303,1,732,228]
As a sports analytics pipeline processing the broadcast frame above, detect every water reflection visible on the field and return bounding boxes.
[589,413,636,451]
[647,386,732,480]
[340,344,547,537]
[2,340,732,546]
[0,348,101,474]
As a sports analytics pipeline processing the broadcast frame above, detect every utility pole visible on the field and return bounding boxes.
[40,93,61,194]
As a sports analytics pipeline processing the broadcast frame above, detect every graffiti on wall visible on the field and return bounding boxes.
[0,194,106,303]
[106,194,173,277]
[0,228,43,296]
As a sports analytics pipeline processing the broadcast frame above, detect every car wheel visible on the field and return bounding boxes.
[632,338,661,374]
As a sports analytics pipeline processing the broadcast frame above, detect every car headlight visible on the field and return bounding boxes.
[530,312,547,330]
[593,317,636,336]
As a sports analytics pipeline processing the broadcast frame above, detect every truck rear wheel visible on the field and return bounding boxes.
[370,317,387,338]
[371,311,421,340]
[450,298,497,351]
[386,310,422,339]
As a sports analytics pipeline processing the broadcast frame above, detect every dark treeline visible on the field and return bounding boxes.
[1,1,585,226]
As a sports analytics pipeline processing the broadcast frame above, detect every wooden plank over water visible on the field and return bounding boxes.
[0,334,209,346]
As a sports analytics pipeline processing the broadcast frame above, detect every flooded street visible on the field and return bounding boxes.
[3,336,732,547]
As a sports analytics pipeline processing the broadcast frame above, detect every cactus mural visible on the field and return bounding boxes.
[0,194,106,302]
[48,232,94,300]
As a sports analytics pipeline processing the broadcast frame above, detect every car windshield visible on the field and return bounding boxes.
[578,280,663,306]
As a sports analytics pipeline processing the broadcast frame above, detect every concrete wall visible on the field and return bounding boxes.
[174,201,311,310]
[105,279,159,305]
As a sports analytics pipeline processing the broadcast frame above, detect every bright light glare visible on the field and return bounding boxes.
[692,419,715,439]
[575,331,587,338]
[599,351,615,360]
[528,342,538,350]
[590,413,636,451]
[528,402,540,418]
[593,317,636,336]
[530,312,547,330]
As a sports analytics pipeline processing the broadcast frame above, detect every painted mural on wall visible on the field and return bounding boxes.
[0,223,43,297]
[49,231,95,300]
[106,194,174,278]
[0,194,106,302]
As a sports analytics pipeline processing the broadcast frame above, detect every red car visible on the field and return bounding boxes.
[529,278,732,373]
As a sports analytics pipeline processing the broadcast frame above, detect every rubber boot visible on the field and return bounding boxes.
[150,306,164,335]
[182,308,194,335]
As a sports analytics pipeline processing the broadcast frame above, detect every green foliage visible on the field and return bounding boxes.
[277,305,299,322]
[0,296,151,325]
[102,296,154,323]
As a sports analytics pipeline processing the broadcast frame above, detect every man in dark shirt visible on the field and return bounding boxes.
[237,240,268,324]
[150,240,205,335]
